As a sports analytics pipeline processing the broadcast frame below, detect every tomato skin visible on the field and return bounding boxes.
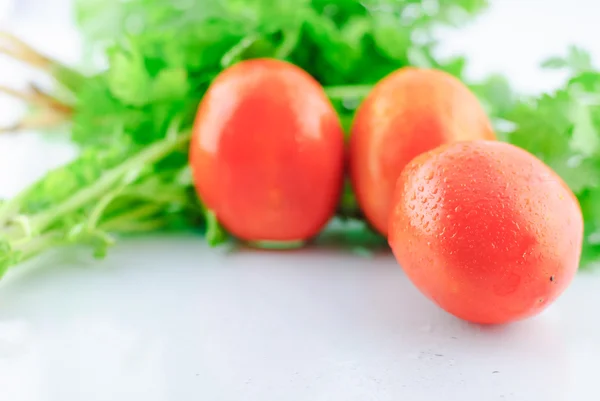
[190,59,344,242]
[388,140,583,324]
[349,68,495,236]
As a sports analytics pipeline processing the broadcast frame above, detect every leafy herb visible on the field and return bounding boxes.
[0,131,202,275]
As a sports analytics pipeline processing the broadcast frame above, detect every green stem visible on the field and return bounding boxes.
[105,219,168,233]
[0,190,30,227]
[324,85,374,100]
[221,34,259,68]
[119,187,189,205]
[32,132,191,233]
[13,231,63,262]
[100,204,164,231]
[86,187,125,231]
[248,240,305,250]
[274,26,302,60]
[204,209,228,246]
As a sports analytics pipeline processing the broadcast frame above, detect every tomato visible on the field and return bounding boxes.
[349,67,496,236]
[189,58,345,243]
[388,140,583,324]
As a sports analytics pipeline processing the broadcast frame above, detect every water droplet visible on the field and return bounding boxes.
[432,188,439,195]
[418,185,424,192]
[454,206,462,213]
[443,177,448,183]
[421,197,428,204]
[409,204,415,210]
[423,221,430,229]
[410,193,416,201]
[425,171,434,181]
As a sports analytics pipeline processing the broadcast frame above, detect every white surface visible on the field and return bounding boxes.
[0,0,13,22]
[1,1,599,400]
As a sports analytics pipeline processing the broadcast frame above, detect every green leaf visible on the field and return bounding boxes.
[541,46,594,74]
[441,55,467,78]
[107,45,152,106]
[205,210,228,246]
[566,46,593,73]
[541,56,568,69]
[151,68,191,102]
[471,74,515,119]
[570,103,600,157]
[372,14,410,61]
[407,46,434,68]
[569,71,600,92]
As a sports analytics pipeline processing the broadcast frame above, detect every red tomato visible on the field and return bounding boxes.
[189,58,345,243]
[349,67,495,236]
[388,140,583,324]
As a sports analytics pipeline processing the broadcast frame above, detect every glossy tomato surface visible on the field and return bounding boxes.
[190,59,344,242]
[388,140,583,324]
[349,68,495,236]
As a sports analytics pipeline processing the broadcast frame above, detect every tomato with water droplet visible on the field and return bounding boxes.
[388,140,583,324]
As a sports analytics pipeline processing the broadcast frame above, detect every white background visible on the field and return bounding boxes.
[1,1,600,400]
